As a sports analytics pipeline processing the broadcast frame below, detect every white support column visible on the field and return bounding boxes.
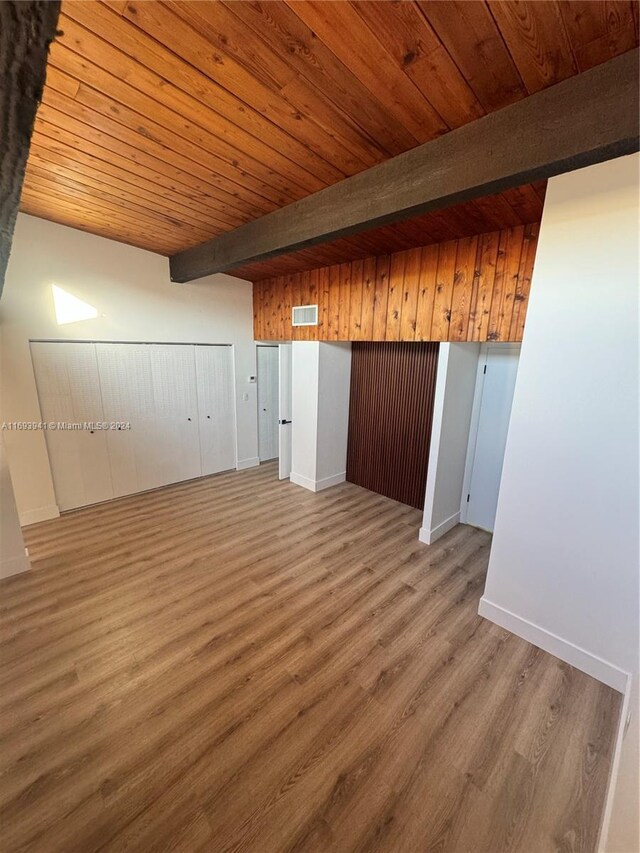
[290,341,351,492]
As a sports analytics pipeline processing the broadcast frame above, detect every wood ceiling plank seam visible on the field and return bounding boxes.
[500,184,544,223]
[415,0,527,113]
[39,80,277,217]
[18,192,186,251]
[486,0,578,94]
[56,10,334,196]
[166,0,380,172]
[219,0,418,157]
[552,0,581,75]
[352,1,485,130]
[530,180,548,204]
[479,0,530,97]
[285,0,449,143]
[19,201,174,254]
[466,194,522,230]
[39,87,281,219]
[26,140,245,232]
[165,0,385,174]
[49,41,313,207]
[122,0,375,175]
[556,1,637,72]
[20,178,212,242]
[19,201,179,247]
[24,152,231,234]
[74,0,351,187]
[33,105,263,223]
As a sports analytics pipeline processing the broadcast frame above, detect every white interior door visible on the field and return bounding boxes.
[257,346,279,462]
[463,345,520,532]
[30,342,114,510]
[195,345,236,476]
[278,343,292,480]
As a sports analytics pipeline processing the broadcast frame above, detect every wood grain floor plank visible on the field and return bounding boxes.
[0,462,620,852]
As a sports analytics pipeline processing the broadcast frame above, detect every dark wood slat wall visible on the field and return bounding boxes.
[253,223,539,343]
[346,342,439,509]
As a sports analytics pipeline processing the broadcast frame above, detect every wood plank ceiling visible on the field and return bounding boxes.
[20,1,639,278]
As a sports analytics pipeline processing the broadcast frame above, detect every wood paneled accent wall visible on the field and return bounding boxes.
[253,223,539,343]
[347,342,439,509]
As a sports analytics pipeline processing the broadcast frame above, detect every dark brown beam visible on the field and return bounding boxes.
[170,49,639,283]
[0,1,60,294]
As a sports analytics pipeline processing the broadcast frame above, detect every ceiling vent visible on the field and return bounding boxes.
[292,304,318,326]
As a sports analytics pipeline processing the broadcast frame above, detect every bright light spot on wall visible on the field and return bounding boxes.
[52,284,98,325]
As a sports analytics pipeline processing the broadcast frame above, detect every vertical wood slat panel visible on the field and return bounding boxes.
[399,246,422,341]
[253,224,539,342]
[346,342,439,509]
[415,244,438,341]
[349,259,364,340]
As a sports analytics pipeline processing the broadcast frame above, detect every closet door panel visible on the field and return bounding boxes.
[149,344,201,485]
[95,343,152,496]
[30,342,114,510]
[195,346,236,476]
[96,343,201,495]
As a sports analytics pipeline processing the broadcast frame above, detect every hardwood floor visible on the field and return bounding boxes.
[1,463,621,852]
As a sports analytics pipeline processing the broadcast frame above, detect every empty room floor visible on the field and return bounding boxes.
[0,464,621,852]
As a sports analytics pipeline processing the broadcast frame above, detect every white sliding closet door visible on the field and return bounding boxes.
[96,343,201,494]
[30,342,114,510]
[150,344,201,486]
[195,345,236,476]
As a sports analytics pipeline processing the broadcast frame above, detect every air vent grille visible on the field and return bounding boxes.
[292,304,318,326]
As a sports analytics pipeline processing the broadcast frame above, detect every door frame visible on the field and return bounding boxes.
[459,343,521,524]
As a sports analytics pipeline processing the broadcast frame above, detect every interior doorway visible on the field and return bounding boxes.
[257,345,279,462]
[257,343,293,479]
[461,344,521,532]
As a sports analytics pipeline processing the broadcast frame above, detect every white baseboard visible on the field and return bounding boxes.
[290,471,315,491]
[315,472,346,491]
[236,457,260,471]
[478,597,629,693]
[20,504,60,526]
[0,552,31,580]
[290,471,346,493]
[418,511,460,545]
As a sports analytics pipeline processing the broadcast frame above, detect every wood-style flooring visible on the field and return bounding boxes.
[0,463,621,852]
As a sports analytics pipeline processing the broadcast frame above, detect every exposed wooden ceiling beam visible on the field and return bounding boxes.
[170,49,639,283]
[0,1,60,293]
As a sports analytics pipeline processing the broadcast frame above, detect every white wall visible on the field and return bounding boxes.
[0,214,258,524]
[290,341,351,492]
[421,343,479,544]
[0,438,30,579]
[478,155,639,851]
